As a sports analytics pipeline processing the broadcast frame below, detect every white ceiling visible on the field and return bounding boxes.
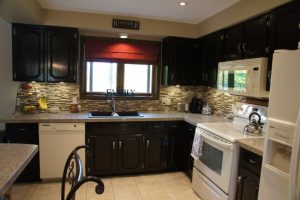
[38,0,240,24]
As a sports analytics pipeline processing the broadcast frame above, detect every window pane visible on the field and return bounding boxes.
[86,61,117,93]
[124,64,152,93]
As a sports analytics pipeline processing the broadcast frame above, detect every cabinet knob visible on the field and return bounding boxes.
[237,43,242,53]
[112,141,116,150]
[237,176,243,186]
[242,43,247,52]
[248,159,256,164]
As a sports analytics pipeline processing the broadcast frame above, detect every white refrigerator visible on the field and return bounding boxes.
[259,50,300,200]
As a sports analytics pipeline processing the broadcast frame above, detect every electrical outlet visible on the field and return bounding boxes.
[162,98,171,105]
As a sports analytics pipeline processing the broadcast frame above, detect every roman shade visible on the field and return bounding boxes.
[84,38,159,63]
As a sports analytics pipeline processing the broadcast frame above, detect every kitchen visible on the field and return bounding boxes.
[0,0,300,200]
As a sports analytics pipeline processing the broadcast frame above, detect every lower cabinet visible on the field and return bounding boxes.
[236,148,262,200]
[5,123,40,182]
[144,134,167,171]
[86,121,196,176]
[118,135,144,173]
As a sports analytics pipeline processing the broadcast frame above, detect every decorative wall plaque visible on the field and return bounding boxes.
[112,19,140,30]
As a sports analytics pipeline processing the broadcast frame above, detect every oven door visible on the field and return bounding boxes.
[194,128,234,194]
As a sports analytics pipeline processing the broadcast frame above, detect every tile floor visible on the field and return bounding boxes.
[11,172,202,200]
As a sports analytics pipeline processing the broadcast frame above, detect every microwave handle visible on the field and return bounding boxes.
[200,131,234,150]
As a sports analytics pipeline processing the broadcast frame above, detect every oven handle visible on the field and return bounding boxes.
[201,131,234,150]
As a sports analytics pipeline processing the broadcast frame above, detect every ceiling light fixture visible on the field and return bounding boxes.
[119,33,128,39]
[178,1,187,6]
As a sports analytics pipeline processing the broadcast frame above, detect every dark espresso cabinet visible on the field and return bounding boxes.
[86,121,195,176]
[224,14,270,61]
[196,31,224,87]
[12,25,45,82]
[162,37,196,85]
[46,27,78,82]
[266,1,300,90]
[236,148,262,200]
[5,123,40,182]
[86,122,144,176]
[12,23,78,82]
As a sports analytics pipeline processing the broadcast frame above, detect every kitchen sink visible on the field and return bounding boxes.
[88,111,143,118]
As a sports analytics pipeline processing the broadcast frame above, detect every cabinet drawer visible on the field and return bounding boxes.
[240,148,262,175]
[167,121,185,134]
[146,122,166,134]
[87,122,144,135]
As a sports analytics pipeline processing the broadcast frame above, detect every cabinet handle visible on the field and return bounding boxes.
[237,176,243,186]
[13,73,16,79]
[237,43,242,53]
[154,125,160,128]
[265,46,270,55]
[249,159,256,164]
[173,125,178,128]
[119,141,122,150]
[205,74,208,81]
[112,141,115,150]
[267,71,272,81]
[18,128,26,131]
[242,43,246,52]
[202,74,205,82]
[146,140,150,149]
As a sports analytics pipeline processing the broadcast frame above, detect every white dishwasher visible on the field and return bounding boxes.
[39,123,85,180]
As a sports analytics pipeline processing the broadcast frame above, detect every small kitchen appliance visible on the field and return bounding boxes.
[243,112,263,135]
[191,102,267,200]
[189,97,203,113]
[217,57,269,98]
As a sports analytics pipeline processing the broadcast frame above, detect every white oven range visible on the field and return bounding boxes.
[191,103,267,200]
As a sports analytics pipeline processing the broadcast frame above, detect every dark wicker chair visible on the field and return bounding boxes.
[61,145,104,200]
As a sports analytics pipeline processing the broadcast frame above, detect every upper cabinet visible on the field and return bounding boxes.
[195,31,224,87]
[162,37,196,85]
[12,23,78,83]
[12,25,45,82]
[224,14,270,61]
[266,1,300,90]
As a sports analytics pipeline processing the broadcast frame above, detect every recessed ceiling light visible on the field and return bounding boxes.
[178,2,187,6]
[119,33,128,39]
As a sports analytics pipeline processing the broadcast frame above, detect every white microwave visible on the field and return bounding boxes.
[217,57,269,98]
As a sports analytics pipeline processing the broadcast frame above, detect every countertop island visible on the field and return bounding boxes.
[0,144,38,197]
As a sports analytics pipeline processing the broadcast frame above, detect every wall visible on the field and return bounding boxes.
[196,0,291,37]
[0,0,45,24]
[0,17,19,130]
[32,83,244,116]
[43,10,197,39]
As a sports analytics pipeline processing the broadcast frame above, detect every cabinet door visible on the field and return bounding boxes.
[162,37,195,85]
[88,135,117,176]
[166,121,185,169]
[145,134,167,171]
[46,27,78,82]
[236,167,260,200]
[243,15,269,59]
[12,24,45,82]
[267,1,300,90]
[118,135,144,173]
[224,25,243,60]
[194,38,206,85]
[205,31,224,87]
[5,123,40,182]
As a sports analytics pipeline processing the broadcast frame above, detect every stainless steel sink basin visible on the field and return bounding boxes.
[88,111,143,118]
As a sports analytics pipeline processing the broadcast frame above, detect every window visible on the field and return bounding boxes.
[80,37,161,99]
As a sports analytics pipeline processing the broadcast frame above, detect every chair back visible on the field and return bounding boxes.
[61,145,104,200]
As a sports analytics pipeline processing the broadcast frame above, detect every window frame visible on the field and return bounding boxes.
[79,36,161,100]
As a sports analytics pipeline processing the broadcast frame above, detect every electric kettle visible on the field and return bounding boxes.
[243,112,263,135]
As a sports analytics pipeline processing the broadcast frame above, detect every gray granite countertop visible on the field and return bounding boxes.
[237,138,265,156]
[0,144,38,197]
[0,111,231,125]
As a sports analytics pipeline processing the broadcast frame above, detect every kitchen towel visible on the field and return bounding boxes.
[191,128,203,160]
